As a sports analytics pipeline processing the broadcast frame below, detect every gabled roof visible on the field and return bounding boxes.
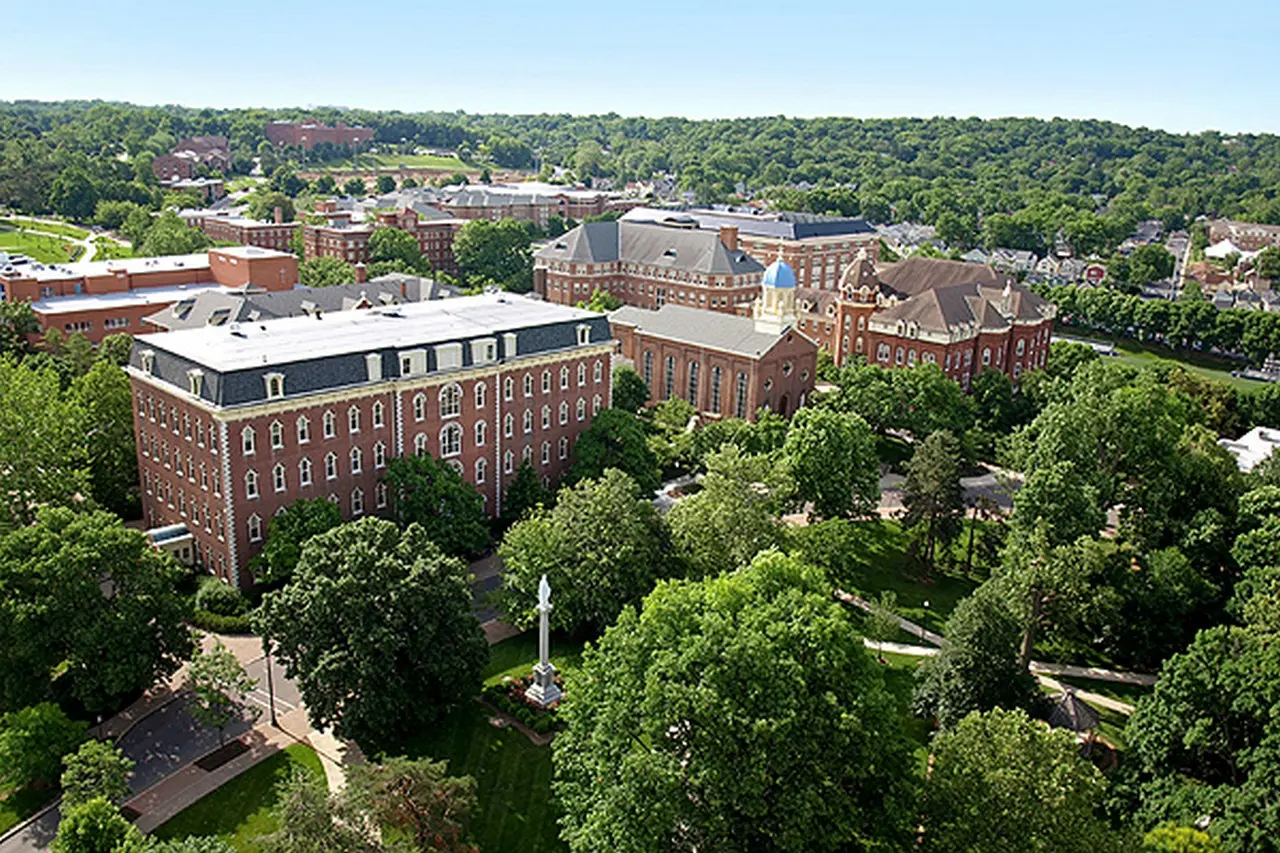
[537,221,764,276]
[609,304,797,358]
[876,256,1009,298]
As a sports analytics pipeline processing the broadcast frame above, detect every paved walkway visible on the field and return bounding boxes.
[1,217,97,262]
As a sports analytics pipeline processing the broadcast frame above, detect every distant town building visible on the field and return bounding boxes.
[1208,219,1280,253]
[1219,426,1280,472]
[153,136,232,184]
[302,202,465,275]
[609,259,818,420]
[127,294,614,587]
[0,247,297,344]
[183,208,296,252]
[534,220,766,314]
[265,121,374,151]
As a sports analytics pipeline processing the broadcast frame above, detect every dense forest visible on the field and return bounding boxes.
[7,100,1280,251]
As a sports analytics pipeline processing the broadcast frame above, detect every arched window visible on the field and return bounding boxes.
[522,444,533,463]
[687,362,699,406]
[541,405,551,429]
[504,450,514,474]
[523,374,534,397]
[374,441,386,468]
[982,347,991,365]
[541,441,551,465]
[241,426,256,456]
[273,463,286,493]
[577,363,586,387]
[593,360,603,383]
[372,401,385,429]
[446,459,464,476]
[643,351,653,388]
[542,370,551,394]
[559,401,569,425]
[248,514,262,542]
[475,382,487,410]
[413,393,427,422]
[350,447,362,475]
[523,409,533,434]
[351,488,364,516]
[440,423,463,457]
[270,421,284,450]
[299,457,313,487]
[735,372,748,419]
[245,469,259,499]
[576,398,586,421]
[664,355,676,399]
[475,420,487,446]
[375,482,388,509]
[560,366,570,390]
[907,349,917,366]
[439,383,462,418]
[504,413,514,438]
[895,346,905,365]
[297,415,310,443]
[414,433,428,456]
[323,410,336,439]
[592,394,602,415]
[504,377,514,401]
[711,366,723,413]
[475,458,487,484]
[348,405,361,433]
[325,452,337,480]
[558,436,569,459]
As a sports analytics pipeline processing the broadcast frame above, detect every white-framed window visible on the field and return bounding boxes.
[248,513,262,542]
[475,420,487,446]
[475,382,487,410]
[325,452,337,480]
[299,457,313,487]
[542,370,551,394]
[542,405,551,429]
[523,409,533,434]
[413,393,427,422]
[440,383,462,418]
[504,376,514,401]
[982,347,991,366]
[594,360,603,383]
[522,444,533,463]
[504,450,514,474]
[200,463,208,491]
[577,398,586,421]
[350,447,363,475]
[576,324,591,345]
[475,458,487,484]
[504,413,514,438]
[375,482,388,509]
[242,426,256,456]
[735,372,748,419]
[592,393,602,415]
[270,421,284,450]
[348,406,361,434]
[524,374,534,397]
[297,416,310,444]
[559,401,569,425]
[351,488,364,516]
[264,373,284,400]
[245,470,259,499]
[323,410,336,439]
[374,441,386,468]
[273,463,286,493]
[541,441,551,465]
[440,423,463,457]
[415,433,428,456]
[372,401,385,429]
[877,343,891,363]
[1016,339,1026,356]
[560,366,570,390]
[577,363,587,387]
[558,436,569,459]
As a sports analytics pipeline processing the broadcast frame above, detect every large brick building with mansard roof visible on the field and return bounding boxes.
[126,294,613,588]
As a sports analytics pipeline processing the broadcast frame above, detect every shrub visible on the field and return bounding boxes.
[195,579,247,617]
[189,610,253,635]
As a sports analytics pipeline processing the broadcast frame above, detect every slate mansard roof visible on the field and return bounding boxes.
[129,294,611,409]
[536,221,764,277]
[620,207,875,241]
[609,304,796,359]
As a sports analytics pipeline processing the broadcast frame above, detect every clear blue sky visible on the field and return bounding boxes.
[6,0,1277,134]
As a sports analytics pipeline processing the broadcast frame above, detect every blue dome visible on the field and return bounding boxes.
[763,259,797,289]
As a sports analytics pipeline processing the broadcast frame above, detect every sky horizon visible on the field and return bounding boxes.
[7,0,1278,136]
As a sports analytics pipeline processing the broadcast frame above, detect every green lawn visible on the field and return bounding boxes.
[0,229,80,263]
[1,217,90,240]
[226,177,265,193]
[401,702,563,853]
[1039,683,1132,751]
[1054,675,1153,708]
[483,631,587,687]
[875,651,932,771]
[91,236,134,260]
[1057,330,1260,393]
[313,152,475,173]
[151,744,323,851]
[0,786,54,836]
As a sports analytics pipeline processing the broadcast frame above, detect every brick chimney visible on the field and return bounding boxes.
[354,262,367,284]
[273,206,284,225]
[720,225,739,251]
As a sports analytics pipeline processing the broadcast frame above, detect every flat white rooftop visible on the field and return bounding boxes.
[32,282,225,315]
[136,293,598,373]
[7,253,210,282]
[1218,426,1280,473]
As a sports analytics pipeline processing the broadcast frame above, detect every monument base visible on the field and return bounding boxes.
[525,661,562,707]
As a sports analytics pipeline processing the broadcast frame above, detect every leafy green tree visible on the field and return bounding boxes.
[312,175,337,196]
[149,839,239,853]
[0,702,87,790]
[120,207,153,247]
[298,256,356,287]
[568,408,661,494]
[579,288,621,312]
[49,166,101,222]
[1143,824,1222,852]
[781,407,879,518]
[268,165,307,197]
[52,797,142,853]
[137,211,211,257]
[258,768,379,853]
[367,226,426,273]
[375,175,396,194]
[61,740,134,809]
[913,586,1040,727]
[668,444,790,578]
[499,469,670,635]
[0,357,91,529]
[92,200,147,230]
[246,191,295,223]
[71,361,139,518]
[1009,460,1105,548]
[251,498,343,585]
[186,641,259,747]
[610,365,649,413]
[342,177,367,197]
[499,459,551,527]
[0,301,39,361]
[255,518,487,750]
[1256,246,1280,283]
[348,757,478,852]
[866,590,900,663]
[554,551,915,853]
[97,334,134,368]
[384,454,490,557]
[1129,244,1176,285]
[922,708,1124,853]
[0,508,193,712]
[452,218,534,292]
[901,429,965,569]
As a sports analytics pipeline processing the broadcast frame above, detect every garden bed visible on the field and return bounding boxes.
[481,674,565,739]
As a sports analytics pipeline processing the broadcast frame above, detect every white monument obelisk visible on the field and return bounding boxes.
[525,574,562,707]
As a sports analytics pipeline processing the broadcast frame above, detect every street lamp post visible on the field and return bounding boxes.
[264,639,278,728]
[921,600,930,644]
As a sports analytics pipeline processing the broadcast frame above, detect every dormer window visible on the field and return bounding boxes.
[264,372,285,399]
[576,324,591,346]
[186,369,204,397]
[503,332,518,357]
[140,349,156,375]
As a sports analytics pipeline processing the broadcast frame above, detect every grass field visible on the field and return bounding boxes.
[92,236,133,260]
[0,229,80,263]
[1,217,90,240]
[1056,330,1262,393]
[0,785,53,836]
[483,631,587,687]
[877,651,933,771]
[151,744,324,851]
[313,152,474,173]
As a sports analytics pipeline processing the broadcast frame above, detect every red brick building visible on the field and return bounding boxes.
[535,220,766,314]
[1,247,298,344]
[152,154,195,182]
[609,260,818,419]
[185,209,297,252]
[302,204,464,274]
[127,295,613,587]
[265,121,374,151]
